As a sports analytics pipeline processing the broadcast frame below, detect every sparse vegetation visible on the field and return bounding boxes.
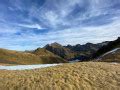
[0,62,120,90]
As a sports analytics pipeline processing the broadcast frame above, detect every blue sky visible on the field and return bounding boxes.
[0,0,120,51]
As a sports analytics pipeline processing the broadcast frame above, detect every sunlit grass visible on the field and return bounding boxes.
[0,48,66,65]
[0,62,119,90]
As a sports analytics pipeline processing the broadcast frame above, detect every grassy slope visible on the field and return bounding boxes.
[33,48,55,56]
[92,37,120,59]
[98,49,120,62]
[0,48,66,65]
[0,62,120,90]
[33,48,67,64]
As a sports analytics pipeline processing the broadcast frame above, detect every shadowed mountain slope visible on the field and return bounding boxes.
[97,48,120,62]
[44,42,108,61]
[44,42,75,59]
[92,37,120,62]
[92,37,120,58]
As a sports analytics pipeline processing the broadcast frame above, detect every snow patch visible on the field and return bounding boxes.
[97,48,120,60]
[69,59,80,63]
[0,64,61,70]
[102,48,120,57]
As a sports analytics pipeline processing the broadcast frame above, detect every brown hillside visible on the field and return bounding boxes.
[0,48,67,65]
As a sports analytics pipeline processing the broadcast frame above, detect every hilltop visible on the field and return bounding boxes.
[0,48,66,65]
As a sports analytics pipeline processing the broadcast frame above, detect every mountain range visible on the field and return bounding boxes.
[0,37,119,65]
[44,41,109,61]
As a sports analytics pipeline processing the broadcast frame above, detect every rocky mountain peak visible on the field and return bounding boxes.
[50,42,62,47]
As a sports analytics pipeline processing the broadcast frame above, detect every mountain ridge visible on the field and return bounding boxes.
[44,41,109,61]
[92,37,120,62]
[92,37,120,58]
[0,37,119,65]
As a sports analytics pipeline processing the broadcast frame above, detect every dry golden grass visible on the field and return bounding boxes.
[0,48,66,65]
[0,62,120,90]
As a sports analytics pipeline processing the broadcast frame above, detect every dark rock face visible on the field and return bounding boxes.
[92,37,120,59]
[44,42,108,61]
[65,42,109,52]
[65,43,101,53]
[44,42,74,59]
[97,48,120,62]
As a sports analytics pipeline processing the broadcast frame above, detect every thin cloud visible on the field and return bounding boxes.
[0,0,120,50]
[18,23,44,29]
